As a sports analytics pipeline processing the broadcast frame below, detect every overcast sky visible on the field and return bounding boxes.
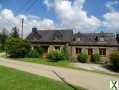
[0,0,119,36]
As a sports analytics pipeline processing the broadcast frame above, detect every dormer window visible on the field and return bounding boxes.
[76,37,80,41]
[32,34,41,40]
[53,31,63,41]
[100,37,104,41]
[89,37,91,41]
[95,36,98,41]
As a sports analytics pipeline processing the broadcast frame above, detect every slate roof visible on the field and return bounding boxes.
[72,32,119,46]
[27,28,119,46]
[27,29,73,42]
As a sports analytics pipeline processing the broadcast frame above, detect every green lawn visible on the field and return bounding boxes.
[0,65,85,90]
[19,58,72,68]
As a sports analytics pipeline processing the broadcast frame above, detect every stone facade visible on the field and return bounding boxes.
[70,46,118,62]
[27,28,119,63]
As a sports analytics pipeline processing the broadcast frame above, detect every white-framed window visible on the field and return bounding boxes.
[76,38,80,41]
[100,37,104,41]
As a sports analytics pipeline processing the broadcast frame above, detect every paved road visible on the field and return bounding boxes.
[0,58,118,90]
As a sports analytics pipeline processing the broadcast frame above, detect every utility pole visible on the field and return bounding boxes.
[21,18,24,38]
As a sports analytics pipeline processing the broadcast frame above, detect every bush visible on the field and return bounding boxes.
[78,52,88,63]
[25,49,39,58]
[61,47,69,60]
[48,49,65,62]
[35,47,44,56]
[5,37,31,58]
[93,53,100,63]
[110,51,119,68]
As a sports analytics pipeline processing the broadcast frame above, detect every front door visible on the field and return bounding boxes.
[42,46,49,58]
[88,48,93,62]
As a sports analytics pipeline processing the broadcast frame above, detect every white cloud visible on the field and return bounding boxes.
[44,0,101,32]
[0,9,56,37]
[43,0,53,9]
[103,0,119,33]
[103,12,119,33]
[0,0,119,36]
[105,0,118,12]
[1,9,14,19]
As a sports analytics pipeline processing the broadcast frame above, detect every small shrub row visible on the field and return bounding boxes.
[78,52,100,63]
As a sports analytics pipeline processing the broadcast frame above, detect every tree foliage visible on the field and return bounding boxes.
[110,51,119,68]
[0,28,9,50]
[5,37,31,58]
[10,27,19,38]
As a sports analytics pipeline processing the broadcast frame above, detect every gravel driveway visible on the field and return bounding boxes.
[0,58,118,90]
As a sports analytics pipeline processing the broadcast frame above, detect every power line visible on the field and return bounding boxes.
[15,0,30,14]
[18,0,39,38]
[22,0,38,14]
[3,0,39,37]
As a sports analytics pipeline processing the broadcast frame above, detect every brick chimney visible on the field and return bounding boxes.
[32,27,37,32]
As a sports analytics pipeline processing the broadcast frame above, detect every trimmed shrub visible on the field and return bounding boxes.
[5,37,31,58]
[35,47,44,56]
[48,49,65,62]
[78,52,88,63]
[93,53,100,63]
[110,51,119,68]
[34,47,45,56]
[25,49,39,58]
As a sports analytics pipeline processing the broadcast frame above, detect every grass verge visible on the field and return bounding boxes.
[18,58,119,77]
[0,65,85,90]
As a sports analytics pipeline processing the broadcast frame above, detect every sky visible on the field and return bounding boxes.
[0,0,119,36]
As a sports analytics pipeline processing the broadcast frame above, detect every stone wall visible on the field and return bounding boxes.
[31,42,118,63]
[70,46,118,62]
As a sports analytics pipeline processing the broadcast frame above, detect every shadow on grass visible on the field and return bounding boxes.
[102,65,119,73]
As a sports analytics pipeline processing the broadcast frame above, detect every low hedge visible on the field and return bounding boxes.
[25,49,39,58]
[48,49,65,62]
[110,51,119,68]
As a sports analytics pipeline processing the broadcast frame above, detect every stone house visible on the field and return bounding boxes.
[27,27,119,62]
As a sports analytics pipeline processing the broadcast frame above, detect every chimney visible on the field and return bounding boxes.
[32,27,37,32]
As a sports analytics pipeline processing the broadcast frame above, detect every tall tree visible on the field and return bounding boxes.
[116,33,119,43]
[0,28,9,50]
[10,27,19,38]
